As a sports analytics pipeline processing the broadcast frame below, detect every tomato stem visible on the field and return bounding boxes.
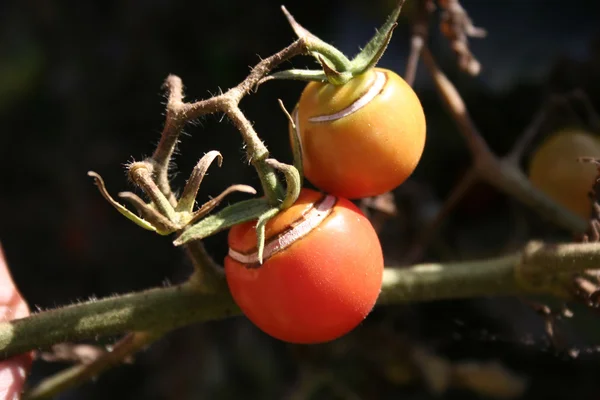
[281,6,352,73]
[269,1,406,85]
[225,106,285,204]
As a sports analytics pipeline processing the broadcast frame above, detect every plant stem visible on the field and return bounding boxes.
[378,254,522,304]
[0,283,238,359]
[2,242,599,360]
[185,240,227,292]
[421,47,587,234]
[226,106,285,204]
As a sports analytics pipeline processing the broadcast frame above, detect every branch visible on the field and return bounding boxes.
[2,242,599,360]
[406,50,591,263]
[149,39,307,205]
[404,0,434,86]
[0,283,238,359]
[26,332,158,400]
[420,47,587,234]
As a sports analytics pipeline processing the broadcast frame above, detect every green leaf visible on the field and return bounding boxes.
[173,198,275,246]
[350,0,405,73]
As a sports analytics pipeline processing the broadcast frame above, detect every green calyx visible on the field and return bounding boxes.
[270,1,405,86]
[92,147,303,264]
[175,159,303,265]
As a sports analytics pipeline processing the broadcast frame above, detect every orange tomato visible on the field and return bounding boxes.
[291,68,426,199]
[225,189,384,344]
[528,129,600,220]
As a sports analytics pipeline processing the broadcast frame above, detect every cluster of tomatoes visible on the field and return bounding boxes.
[225,68,427,344]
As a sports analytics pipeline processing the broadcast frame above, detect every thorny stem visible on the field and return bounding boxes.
[1,242,599,361]
[26,332,160,400]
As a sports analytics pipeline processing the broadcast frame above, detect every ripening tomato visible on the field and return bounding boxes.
[225,188,384,344]
[291,68,426,199]
[528,129,600,220]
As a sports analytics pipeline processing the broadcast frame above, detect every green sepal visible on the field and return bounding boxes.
[277,100,304,186]
[349,0,405,73]
[288,108,304,186]
[281,5,352,72]
[318,55,353,85]
[255,208,281,264]
[88,171,161,234]
[266,69,328,83]
[265,159,301,210]
[173,198,273,246]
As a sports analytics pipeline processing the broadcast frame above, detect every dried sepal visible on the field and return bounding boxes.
[176,151,223,214]
[128,162,177,221]
[188,184,257,226]
[438,0,486,75]
[88,171,160,233]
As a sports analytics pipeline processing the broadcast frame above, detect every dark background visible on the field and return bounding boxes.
[2,0,600,399]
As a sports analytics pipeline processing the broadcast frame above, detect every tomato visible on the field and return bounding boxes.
[224,188,384,344]
[528,129,600,220]
[291,67,426,199]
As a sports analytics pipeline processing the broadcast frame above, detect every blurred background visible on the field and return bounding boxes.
[1,0,600,398]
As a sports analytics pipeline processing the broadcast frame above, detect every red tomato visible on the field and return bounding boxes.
[291,68,426,199]
[225,189,384,344]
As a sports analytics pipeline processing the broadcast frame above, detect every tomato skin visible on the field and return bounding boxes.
[293,68,426,199]
[529,129,600,220]
[225,189,384,344]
